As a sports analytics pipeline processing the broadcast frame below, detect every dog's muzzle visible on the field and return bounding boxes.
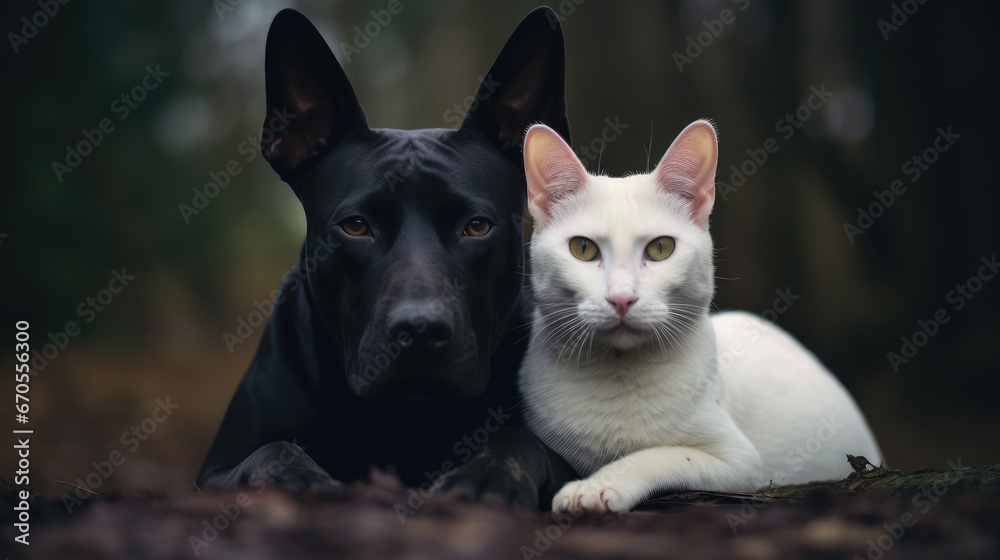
[348,293,483,399]
[386,298,455,354]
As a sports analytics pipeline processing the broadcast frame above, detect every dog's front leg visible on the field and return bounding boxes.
[441,426,577,510]
[197,358,344,493]
[200,441,343,492]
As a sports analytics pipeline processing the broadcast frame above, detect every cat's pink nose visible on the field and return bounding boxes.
[606,296,637,317]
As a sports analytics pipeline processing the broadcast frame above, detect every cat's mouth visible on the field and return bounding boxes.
[598,320,648,339]
[591,318,657,350]
[601,317,644,332]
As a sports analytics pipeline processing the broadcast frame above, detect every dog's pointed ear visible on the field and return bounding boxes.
[262,9,369,185]
[461,7,571,158]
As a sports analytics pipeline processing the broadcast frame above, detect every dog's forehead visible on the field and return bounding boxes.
[304,128,523,202]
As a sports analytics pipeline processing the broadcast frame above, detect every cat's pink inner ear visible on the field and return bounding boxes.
[654,120,718,228]
[523,124,588,228]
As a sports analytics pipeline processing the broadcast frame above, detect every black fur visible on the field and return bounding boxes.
[197,7,576,510]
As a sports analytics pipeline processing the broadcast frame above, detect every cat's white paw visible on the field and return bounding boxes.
[552,478,636,514]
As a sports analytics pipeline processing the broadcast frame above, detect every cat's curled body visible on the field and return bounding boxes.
[519,120,883,514]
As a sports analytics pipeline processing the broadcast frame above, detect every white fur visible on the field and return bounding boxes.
[519,122,883,514]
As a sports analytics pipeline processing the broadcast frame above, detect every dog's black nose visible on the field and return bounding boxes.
[386,300,454,352]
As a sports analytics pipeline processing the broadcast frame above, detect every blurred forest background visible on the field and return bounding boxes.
[1,0,998,500]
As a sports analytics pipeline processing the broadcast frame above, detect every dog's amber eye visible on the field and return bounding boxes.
[340,217,370,237]
[645,236,675,261]
[463,218,493,237]
[569,236,600,261]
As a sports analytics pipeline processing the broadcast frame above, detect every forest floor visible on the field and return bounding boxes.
[3,461,998,559]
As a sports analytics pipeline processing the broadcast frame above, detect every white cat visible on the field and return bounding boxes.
[518,120,883,514]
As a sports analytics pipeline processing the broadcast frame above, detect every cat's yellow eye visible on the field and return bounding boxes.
[569,236,600,261]
[645,236,676,261]
[463,218,493,237]
[340,216,370,237]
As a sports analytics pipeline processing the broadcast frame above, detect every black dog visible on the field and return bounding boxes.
[197,8,575,509]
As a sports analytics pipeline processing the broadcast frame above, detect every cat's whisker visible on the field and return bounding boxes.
[651,324,669,354]
[663,321,683,346]
[566,329,587,370]
[655,324,673,351]
[517,308,572,331]
[644,324,660,353]
[537,316,585,353]
[565,324,591,363]
[574,327,595,368]
[663,308,702,318]
[667,316,700,331]
[532,322,574,350]
[513,332,533,345]
[520,311,584,346]
[535,307,579,321]
[528,316,572,346]
[664,302,706,310]
[530,310,581,335]
[554,323,585,365]
[666,308,708,323]
[597,133,605,174]
[534,301,578,312]
[568,325,592,362]
[644,115,654,173]
[535,299,575,307]
[532,302,578,316]
[538,305,581,317]
[664,313,701,345]
[662,308,706,319]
